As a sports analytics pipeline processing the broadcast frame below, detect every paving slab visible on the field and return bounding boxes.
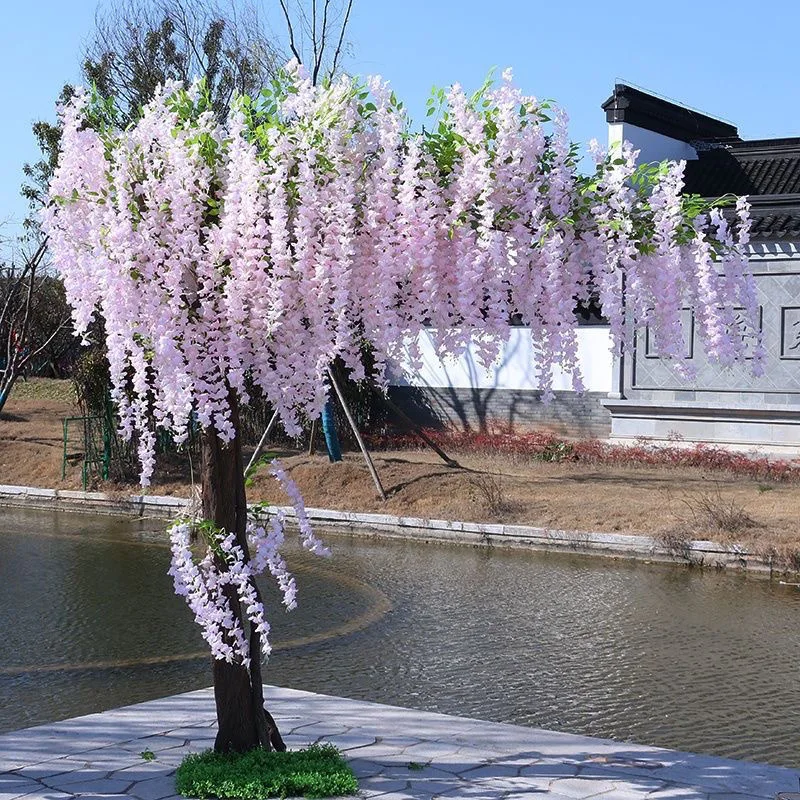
[0,686,797,799]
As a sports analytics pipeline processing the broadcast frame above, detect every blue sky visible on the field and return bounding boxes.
[2,0,800,236]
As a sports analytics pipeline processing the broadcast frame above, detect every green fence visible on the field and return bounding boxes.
[62,415,110,490]
[61,400,298,489]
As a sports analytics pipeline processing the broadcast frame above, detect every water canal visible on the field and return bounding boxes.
[1,507,799,768]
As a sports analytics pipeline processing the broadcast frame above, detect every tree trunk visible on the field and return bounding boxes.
[201,393,286,753]
[0,372,19,416]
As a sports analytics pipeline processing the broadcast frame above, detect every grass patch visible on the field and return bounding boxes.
[8,378,76,403]
[175,744,358,799]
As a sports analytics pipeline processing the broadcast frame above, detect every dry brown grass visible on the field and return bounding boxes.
[3,384,800,564]
[678,484,760,537]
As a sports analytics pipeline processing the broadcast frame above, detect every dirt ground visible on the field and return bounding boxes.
[3,379,800,559]
[0,381,79,490]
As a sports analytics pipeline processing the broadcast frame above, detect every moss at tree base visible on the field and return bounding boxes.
[174,743,358,799]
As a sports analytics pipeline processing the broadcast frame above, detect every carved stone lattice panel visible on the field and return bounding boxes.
[781,307,800,360]
[729,305,763,360]
[644,309,694,359]
[629,268,800,396]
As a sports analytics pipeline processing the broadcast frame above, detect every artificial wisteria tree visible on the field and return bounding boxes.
[44,64,759,752]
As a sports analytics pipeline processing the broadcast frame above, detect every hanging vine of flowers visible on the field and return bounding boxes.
[45,63,759,661]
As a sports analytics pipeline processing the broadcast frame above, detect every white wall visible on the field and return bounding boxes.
[388,327,613,393]
[609,122,697,164]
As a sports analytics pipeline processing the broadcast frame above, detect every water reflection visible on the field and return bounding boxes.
[1,508,799,768]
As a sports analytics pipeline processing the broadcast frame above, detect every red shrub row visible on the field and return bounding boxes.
[365,428,800,482]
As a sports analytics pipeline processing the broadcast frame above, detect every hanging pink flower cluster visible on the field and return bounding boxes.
[166,520,264,662]
[167,458,331,662]
[44,63,758,485]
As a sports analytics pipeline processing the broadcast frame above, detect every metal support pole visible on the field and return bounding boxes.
[245,409,280,476]
[307,418,318,456]
[61,418,68,480]
[102,399,114,481]
[327,368,386,500]
[378,391,460,468]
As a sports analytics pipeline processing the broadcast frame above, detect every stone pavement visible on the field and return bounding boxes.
[1,686,798,800]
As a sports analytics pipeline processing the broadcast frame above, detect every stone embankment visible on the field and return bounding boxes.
[0,483,782,577]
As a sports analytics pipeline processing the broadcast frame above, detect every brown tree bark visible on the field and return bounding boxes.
[201,393,286,753]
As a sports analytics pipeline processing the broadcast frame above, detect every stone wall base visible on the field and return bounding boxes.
[388,386,611,438]
[603,399,800,454]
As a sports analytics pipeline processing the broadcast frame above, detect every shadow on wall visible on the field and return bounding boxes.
[389,384,611,438]
[387,334,612,437]
[386,384,446,431]
[387,334,521,434]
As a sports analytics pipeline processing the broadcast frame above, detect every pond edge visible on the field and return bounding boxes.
[1,482,789,578]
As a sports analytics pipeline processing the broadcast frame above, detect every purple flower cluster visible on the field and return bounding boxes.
[45,64,758,489]
[167,460,327,663]
[47,64,761,663]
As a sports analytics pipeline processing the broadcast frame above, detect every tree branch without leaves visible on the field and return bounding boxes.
[278,0,303,64]
[0,238,75,411]
[277,0,354,85]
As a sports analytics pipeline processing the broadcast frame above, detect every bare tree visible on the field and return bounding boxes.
[277,0,354,84]
[0,240,71,415]
[84,0,286,124]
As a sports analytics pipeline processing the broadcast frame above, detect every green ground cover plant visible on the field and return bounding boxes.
[174,744,358,799]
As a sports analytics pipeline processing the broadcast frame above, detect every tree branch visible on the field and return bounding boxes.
[0,267,24,334]
[278,0,303,64]
[312,0,331,85]
[329,0,353,79]
[16,315,71,372]
[311,0,318,72]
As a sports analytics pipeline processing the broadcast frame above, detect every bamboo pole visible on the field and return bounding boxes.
[307,417,318,456]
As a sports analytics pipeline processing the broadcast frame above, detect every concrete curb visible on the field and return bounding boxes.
[0,483,188,517]
[0,483,775,575]
[0,482,773,574]
[287,505,771,574]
